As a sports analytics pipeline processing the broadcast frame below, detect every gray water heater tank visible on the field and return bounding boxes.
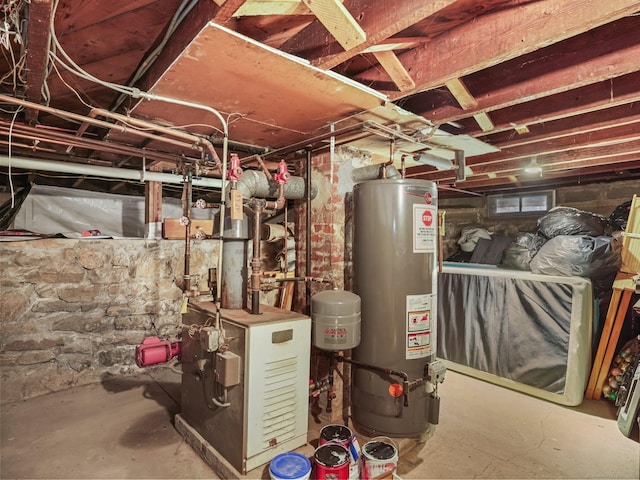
[311,290,361,351]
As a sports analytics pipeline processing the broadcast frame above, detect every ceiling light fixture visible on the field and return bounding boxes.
[524,157,542,175]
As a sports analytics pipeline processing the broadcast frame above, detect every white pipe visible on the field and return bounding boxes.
[0,155,222,188]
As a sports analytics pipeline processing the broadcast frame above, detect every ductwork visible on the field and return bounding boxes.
[237,169,317,200]
[351,164,402,183]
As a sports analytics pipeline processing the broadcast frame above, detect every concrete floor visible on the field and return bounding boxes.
[1,368,638,480]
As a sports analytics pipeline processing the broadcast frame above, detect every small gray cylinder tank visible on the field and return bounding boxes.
[352,178,438,437]
[311,290,361,351]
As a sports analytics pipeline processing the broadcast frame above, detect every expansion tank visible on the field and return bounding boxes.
[352,178,439,437]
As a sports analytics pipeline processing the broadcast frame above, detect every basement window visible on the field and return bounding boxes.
[487,191,555,218]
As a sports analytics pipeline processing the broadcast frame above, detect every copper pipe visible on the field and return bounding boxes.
[0,124,178,163]
[381,138,396,179]
[0,95,221,171]
[283,200,289,273]
[90,109,203,154]
[90,108,223,173]
[253,155,273,181]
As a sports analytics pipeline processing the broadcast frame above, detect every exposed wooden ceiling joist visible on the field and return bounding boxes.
[280,0,459,69]
[409,16,640,125]
[23,0,54,125]
[483,103,640,149]
[453,72,640,136]
[302,0,366,50]
[354,0,640,97]
[234,0,310,16]
[2,0,639,197]
[372,51,414,91]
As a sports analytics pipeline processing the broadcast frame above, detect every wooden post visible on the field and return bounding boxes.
[145,164,164,239]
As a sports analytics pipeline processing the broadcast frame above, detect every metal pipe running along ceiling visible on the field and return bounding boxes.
[0,155,223,189]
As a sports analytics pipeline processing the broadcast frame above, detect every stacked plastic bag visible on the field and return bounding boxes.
[512,204,627,297]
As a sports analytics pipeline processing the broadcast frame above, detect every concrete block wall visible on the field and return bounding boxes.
[0,238,217,403]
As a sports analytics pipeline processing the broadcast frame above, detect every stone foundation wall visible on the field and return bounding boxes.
[0,238,218,403]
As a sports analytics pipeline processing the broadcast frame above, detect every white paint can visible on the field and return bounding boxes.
[361,437,398,480]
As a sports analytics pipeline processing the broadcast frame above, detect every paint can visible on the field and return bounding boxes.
[269,452,312,480]
[361,437,398,480]
[318,424,360,480]
[314,443,350,480]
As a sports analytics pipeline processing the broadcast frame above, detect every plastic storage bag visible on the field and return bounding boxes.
[530,235,621,296]
[502,232,547,270]
[537,206,610,239]
[608,200,632,232]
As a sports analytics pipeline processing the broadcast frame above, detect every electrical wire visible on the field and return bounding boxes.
[110,0,198,113]
[7,107,22,208]
[48,53,95,110]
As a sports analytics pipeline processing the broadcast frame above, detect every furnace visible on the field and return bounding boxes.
[179,301,310,474]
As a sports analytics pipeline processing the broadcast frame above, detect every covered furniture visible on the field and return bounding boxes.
[437,263,593,406]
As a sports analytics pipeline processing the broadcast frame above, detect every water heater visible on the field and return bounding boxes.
[352,178,442,437]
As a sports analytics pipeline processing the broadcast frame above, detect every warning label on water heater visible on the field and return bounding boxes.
[406,293,433,359]
[413,205,437,253]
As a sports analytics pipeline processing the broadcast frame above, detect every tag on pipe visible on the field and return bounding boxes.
[230,189,244,220]
[180,297,188,314]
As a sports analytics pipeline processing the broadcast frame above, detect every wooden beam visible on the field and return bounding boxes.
[278,0,457,68]
[361,37,427,53]
[408,142,640,182]
[234,0,309,16]
[145,164,164,239]
[473,112,494,132]
[444,78,495,133]
[24,0,54,125]
[445,78,477,110]
[354,0,640,99]
[462,122,640,174]
[415,17,640,124]
[483,103,640,149]
[372,51,415,92]
[406,154,640,191]
[301,0,366,50]
[459,71,640,137]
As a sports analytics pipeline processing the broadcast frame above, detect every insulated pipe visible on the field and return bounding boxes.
[0,155,223,188]
[351,164,402,183]
[236,169,315,201]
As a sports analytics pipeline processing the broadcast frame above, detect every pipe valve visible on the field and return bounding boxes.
[273,160,290,185]
[226,153,243,181]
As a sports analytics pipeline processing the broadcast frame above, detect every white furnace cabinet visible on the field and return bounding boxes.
[181,302,311,474]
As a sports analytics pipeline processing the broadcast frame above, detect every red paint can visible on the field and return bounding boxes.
[319,425,360,479]
[314,443,349,480]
